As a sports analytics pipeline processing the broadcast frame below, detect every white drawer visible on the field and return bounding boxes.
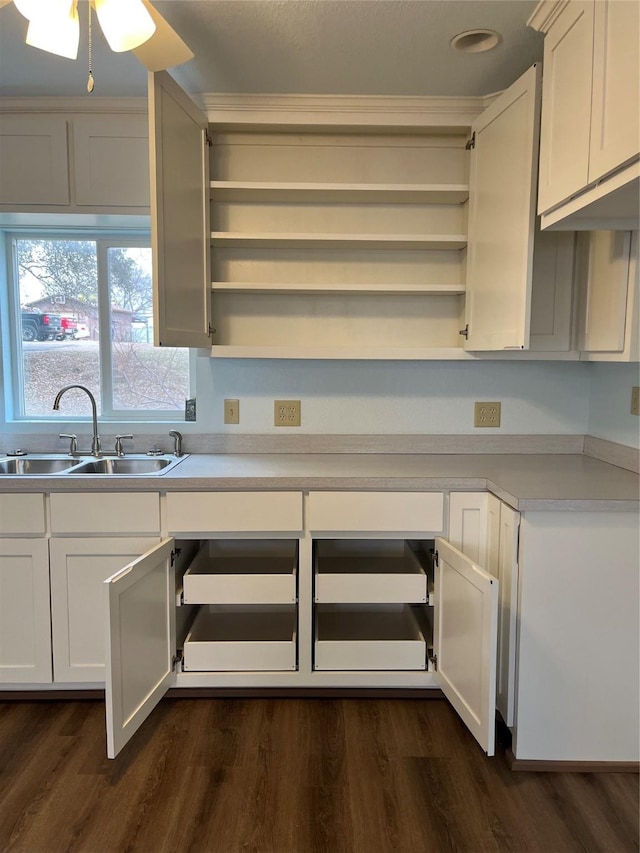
[183,540,297,604]
[308,491,443,534]
[182,605,297,671]
[49,493,160,535]
[166,492,303,534]
[0,493,46,535]
[314,540,428,603]
[314,604,427,671]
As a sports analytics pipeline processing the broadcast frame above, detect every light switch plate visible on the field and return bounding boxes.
[224,398,240,424]
[185,398,197,421]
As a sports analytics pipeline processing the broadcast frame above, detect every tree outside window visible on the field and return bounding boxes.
[12,235,190,419]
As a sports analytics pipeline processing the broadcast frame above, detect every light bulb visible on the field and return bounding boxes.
[24,0,79,60]
[94,0,155,52]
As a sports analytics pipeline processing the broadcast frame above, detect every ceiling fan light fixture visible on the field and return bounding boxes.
[24,0,79,60]
[93,0,156,53]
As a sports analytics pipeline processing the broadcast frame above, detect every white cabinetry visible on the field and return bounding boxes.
[0,109,149,213]
[49,492,160,683]
[0,116,69,206]
[103,488,502,759]
[0,494,51,684]
[531,0,640,230]
[576,230,639,361]
[149,67,573,359]
[447,492,519,729]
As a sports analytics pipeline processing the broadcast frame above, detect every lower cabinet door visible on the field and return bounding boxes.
[433,537,499,755]
[104,538,176,759]
[0,538,52,684]
[50,537,159,682]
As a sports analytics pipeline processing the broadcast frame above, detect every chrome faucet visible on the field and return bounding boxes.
[169,429,183,457]
[53,385,102,457]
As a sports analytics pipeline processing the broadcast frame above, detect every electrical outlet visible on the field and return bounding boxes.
[631,387,640,416]
[474,401,501,428]
[185,398,197,421]
[224,398,240,424]
[274,400,301,427]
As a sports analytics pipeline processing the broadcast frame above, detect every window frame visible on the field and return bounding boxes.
[4,228,193,423]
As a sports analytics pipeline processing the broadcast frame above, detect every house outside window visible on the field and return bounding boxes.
[5,233,191,420]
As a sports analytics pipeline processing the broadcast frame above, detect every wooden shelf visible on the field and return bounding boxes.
[211,232,467,250]
[211,282,465,295]
[210,181,470,204]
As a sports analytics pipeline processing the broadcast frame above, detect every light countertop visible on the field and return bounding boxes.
[0,452,638,511]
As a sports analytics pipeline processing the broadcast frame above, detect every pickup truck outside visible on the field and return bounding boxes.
[21,309,63,342]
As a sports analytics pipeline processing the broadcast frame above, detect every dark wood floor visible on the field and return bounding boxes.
[0,697,638,853]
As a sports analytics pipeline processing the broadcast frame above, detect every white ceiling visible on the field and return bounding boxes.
[0,0,543,100]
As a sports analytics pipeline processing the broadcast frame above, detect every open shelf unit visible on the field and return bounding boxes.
[209,129,470,355]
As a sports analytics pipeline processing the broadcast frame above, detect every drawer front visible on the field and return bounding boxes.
[308,491,443,534]
[0,493,46,535]
[166,492,303,534]
[314,540,428,603]
[314,605,427,671]
[182,605,297,671]
[183,540,297,604]
[50,493,160,534]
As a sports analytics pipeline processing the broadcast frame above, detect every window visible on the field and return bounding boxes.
[7,233,191,419]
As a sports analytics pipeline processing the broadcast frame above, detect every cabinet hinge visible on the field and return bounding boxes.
[465,132,476,151]
[430,548,439,567]
[205,131,213,147]
[459,324,469,339]
[429,653,438,672]
[170,547,182,567]
[172,650,183,672]
[208,323,216,338]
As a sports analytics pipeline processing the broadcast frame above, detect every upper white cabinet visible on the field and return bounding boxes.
[0,106,149,213]
[530,0,640,230]
[464,65,541,350]
[576,229,639,361]
[148,71,212,348]
[149,66,577,358]
[73,114,149,208]
[0,115,70,206]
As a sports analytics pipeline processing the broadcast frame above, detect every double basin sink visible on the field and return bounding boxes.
[0,454,186,476]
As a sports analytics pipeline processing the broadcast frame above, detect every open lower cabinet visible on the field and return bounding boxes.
[103,515,501,760]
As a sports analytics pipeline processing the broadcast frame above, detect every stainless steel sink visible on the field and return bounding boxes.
[72,456,177,475]
[0,453,186,475]
[0,456,80,475]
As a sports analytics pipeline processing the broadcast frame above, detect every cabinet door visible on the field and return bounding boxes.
[104,538,175,759]
[577,230,632,353]
[149,71,212,347]
[465,64,541,351]
[589,0,640,184]
[537,1,594,213]
[528,230,575,352]
[495,503,519,728]
[433,538,499,755]
[73,115,149,208]
[0,538,51,684]
[0,115,70,206]
[50,537,159,682]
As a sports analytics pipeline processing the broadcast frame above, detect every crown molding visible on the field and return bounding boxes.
[197,92,495,129]
[0,97,147,115]
[527,1,569,33]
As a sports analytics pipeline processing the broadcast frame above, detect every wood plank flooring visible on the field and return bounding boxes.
[0,697,638,853]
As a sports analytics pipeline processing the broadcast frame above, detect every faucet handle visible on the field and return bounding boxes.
[114,434,134,457]
[59,433,78,456]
